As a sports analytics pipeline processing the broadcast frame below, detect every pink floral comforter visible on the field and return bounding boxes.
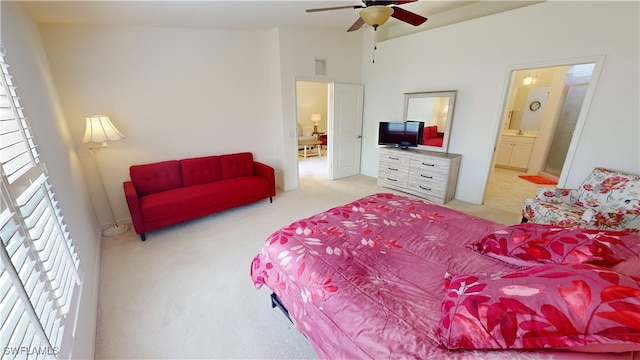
[250,193,635,359]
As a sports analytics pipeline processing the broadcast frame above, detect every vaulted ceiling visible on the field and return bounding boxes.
[18,1,542,40]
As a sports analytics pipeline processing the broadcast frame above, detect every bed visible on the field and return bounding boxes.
[250,193,640,359]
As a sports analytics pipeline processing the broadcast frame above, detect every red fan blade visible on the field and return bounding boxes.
[347,17,366,32]
[390,6,428,26]
[365,0,416,5]
[306,5,364,13]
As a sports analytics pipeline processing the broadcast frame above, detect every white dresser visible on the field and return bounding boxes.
[377,147,461,204]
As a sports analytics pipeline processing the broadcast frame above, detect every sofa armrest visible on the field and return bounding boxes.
[535,188,579,204]
[587,207,640,233]
[254,161,276,197]
[123,181,145,234]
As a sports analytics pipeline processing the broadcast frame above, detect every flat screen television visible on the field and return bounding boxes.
[378,121,424,148]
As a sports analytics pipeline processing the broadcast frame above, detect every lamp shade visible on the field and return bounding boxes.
[360,6,394,28]
[83,115,125,143]
[311,113,321,123]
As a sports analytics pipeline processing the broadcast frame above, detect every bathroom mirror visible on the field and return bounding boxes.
[403,90,457,153]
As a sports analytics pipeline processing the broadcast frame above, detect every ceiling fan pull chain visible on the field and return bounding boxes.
[372,28,378,63]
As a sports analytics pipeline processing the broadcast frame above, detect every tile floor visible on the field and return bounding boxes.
[484,167,547,215]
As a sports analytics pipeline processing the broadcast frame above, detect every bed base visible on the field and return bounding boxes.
[270,292,291,322]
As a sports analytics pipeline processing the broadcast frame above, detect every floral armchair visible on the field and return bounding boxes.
[522,167,640,233]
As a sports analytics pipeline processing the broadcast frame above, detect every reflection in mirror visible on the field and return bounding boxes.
[403,90,457,153]
[505,83,550,132]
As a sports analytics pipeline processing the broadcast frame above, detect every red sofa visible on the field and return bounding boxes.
[422,125,444,147]
[123,152,275,241]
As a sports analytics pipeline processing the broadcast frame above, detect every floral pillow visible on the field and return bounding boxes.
[468,223,640,268]
[438,263,640,352]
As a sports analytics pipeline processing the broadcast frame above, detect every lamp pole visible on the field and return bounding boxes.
[89,142,129,236]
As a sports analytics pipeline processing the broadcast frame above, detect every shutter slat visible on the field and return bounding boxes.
[0,287,21,339]
[0,269,11,303]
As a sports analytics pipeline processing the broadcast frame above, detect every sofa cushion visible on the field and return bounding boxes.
[576,167,640,210]
[423,125,437,140]
[130,160,183,196]
[140,175,270,222]
[220,152,255,179]
[180,156,222,187]
[523,199,588,228]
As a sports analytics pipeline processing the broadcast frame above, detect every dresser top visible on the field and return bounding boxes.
[379,146,461,159]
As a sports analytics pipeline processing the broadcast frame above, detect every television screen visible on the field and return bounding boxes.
[378,121,423,148]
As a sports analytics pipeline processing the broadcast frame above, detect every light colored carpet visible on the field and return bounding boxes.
[95,155,538,359]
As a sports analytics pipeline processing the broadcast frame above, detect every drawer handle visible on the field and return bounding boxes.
[419,186,432,191]
[386,178,397,182]
[420,174,433,179]
[422,163,435,167]
[388,167,398,171]
[389,156,399,160]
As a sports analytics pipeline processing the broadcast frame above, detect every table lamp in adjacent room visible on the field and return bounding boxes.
[312,113,321,134]
[83,114,130,236]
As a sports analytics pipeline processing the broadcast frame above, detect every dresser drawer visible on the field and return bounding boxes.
[408,178,446,198]
[409,157,450,176]
[378,175,408,188]
[408,169,447,187]
[379,150,410,167]
[379,162,408,177]
[409,189,445,204]
[378,167,408,187]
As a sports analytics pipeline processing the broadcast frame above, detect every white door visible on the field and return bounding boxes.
[328,83,364,180]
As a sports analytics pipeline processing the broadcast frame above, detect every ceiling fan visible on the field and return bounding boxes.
[306,0,428,32]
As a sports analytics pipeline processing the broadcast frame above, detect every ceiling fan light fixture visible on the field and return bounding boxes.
[359,6,394,29]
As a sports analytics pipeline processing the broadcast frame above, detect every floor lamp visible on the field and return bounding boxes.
[83,114,130,236]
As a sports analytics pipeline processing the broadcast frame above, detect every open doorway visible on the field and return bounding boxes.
[295,81,364,186]
[295,80,329,185]
[484,61,598,211]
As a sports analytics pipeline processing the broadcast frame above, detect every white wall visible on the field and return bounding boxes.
[1,2,101,358]
[27,1,639,225]
[276,27,362,191]
[361,1,639,204]
[38,24,282,226]
[37,23,362,226]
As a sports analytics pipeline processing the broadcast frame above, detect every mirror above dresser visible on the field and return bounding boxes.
[403,90,457,153]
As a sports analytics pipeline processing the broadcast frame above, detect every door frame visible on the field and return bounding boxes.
[485,55,605,197]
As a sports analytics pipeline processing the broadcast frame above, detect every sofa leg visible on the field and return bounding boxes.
[140,233,146,241]
[270,197,273,203]
[521,216,529,224]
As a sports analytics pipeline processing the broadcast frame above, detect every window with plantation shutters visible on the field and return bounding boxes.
[0,43,81,358]
[0,54,38,184]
